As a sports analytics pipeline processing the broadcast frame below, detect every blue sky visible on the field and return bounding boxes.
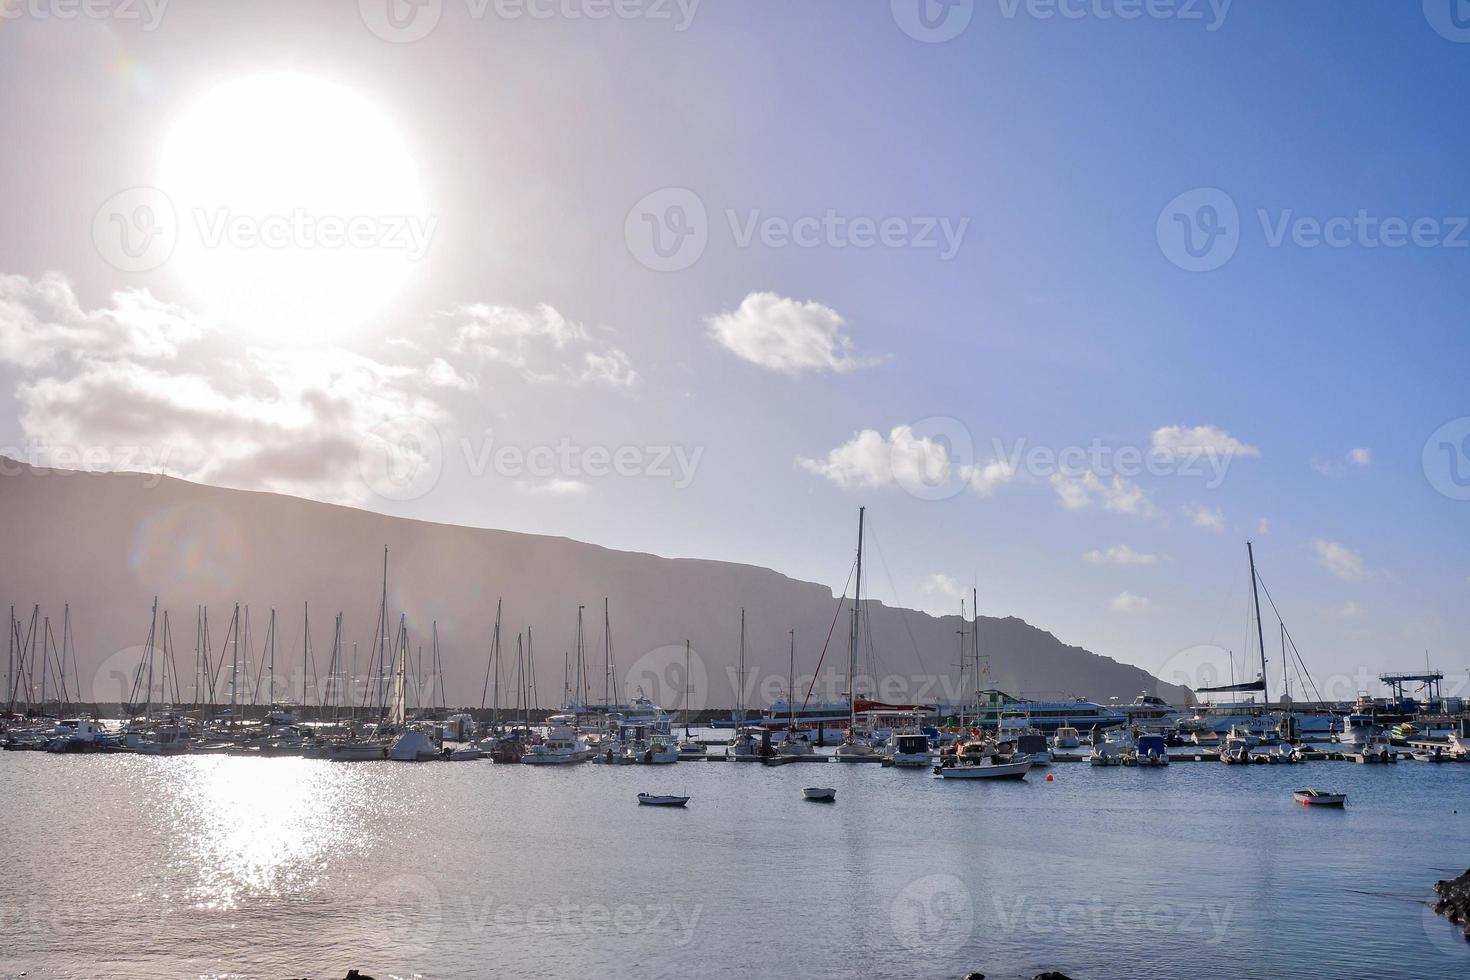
[0,0,1467,697]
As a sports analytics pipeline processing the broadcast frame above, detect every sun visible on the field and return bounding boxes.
[157,73,432,343]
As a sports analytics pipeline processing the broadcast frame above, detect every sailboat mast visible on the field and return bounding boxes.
[849,506,865,731]
[737,608,746,723]
[603,598,612,707]
[788,629,796,729]
[1246,541,1269,710]
[684,639,692,736]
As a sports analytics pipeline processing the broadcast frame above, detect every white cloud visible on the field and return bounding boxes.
[1313,447,1373,476]
[960,458,1016,496]
[446,302,638,388]
[1050,471,1157,518]
[1324,600,1363,620]
[1151,424,1259,459]
[1182,502,1225,532]
[517,478,590,496]
[0,273,460,503]
[1257,518,1270,535]
[798,426,1013,498]
[1109,592,1152,614]
[705,291,884,376]
[1314,539,1366,582]
[1084,544,1164,566]
[0,271,204,369]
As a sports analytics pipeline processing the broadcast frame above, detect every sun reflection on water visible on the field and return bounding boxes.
[131,756,377,911]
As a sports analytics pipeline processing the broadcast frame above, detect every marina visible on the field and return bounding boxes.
[1,743,1466,980]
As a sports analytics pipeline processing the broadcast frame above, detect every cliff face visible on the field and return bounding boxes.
[0,459,1188,711]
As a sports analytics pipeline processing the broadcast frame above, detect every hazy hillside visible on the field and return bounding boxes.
[0,459,1189,712]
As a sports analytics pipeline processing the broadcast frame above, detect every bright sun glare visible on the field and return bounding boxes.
[157,73,431,343]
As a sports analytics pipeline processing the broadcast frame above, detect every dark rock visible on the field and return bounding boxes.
[1032,974,1075,980]
[1431,867,1470,941]
[961,974,984,979]
[345,972,376,980]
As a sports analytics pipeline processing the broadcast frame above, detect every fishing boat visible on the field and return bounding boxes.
[934,755,1031,780]
[1293,789,1346,807]
[802,787,836,801]
[637,793,689,807]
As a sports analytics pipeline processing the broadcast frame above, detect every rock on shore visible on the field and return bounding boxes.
[1433,867,1470,942]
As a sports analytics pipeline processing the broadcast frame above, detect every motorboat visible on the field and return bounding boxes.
[44,718,110,753]
[1089,730,1131,766]
[1411,745,1452,762]
[933,755,1031,780]
[677,737,707,760]
[1014,732,1051,767]
[802,787,836,801]
[1293,789,1346,807]
[884,731,932,767]
[522,725,591,765]
[636,735,679,764]
[637,793,689,807]
[446,743,483,761]
[1132,733,1170,766]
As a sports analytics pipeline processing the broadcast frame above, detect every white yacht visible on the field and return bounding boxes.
[1119,692,1182,732]
[522,725,591,765]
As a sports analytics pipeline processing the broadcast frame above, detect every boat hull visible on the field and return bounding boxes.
[934,759,1032,780]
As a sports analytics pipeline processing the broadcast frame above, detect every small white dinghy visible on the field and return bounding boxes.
[637,793,689,807]
[802,787,836,802]
[1293,788,1346,807]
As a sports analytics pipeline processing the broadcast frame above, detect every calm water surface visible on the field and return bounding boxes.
[2,741,1468,979]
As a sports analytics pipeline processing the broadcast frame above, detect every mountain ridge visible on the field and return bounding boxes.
[0,457,1190,711]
